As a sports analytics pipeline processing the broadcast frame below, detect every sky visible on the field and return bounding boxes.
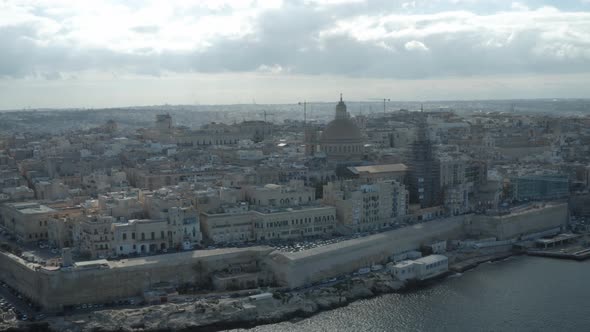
[1,0,590,109]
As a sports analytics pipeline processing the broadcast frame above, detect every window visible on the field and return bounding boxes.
[132,232,135,240]
[123,233,127,240]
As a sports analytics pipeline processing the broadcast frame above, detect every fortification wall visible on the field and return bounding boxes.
[268,216,468,288]
[469,203,568,240]
[0,252,50,305]
[0,247,271,311]
[0,203,570,311]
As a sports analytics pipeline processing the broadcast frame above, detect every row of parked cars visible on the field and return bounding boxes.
[0,295,27,321]
[69,298,139,312]
[0,281,44,321]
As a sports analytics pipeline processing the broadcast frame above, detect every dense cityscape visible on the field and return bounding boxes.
[0,97,589,331]
[2,0,590,330]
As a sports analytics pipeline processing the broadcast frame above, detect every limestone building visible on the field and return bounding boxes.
[323,179,408,233]
[252,206,336,241]
[111,219,169,255]
[244,180,315,207]
[76,215,115,259]
[0,202,57,242]
[200,203,256,244]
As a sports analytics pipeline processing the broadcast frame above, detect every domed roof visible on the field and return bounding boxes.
[320,118,363,143]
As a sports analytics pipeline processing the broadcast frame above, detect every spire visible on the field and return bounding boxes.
[335,94,348,120]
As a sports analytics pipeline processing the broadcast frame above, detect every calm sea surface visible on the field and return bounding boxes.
[228,256,590,332]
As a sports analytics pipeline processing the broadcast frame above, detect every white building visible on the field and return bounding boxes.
[111,219,168,255]
[391,255,449,281]
[323,179,408,232]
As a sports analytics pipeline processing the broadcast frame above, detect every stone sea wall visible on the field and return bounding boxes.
[468,203,568,240]
[0,203,569,311]
[268,216,467,289]
[0,247,271,311]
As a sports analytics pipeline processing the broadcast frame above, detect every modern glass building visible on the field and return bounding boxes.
[510,175,569,201]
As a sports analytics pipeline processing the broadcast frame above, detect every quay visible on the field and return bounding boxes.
[527,233,590,261]
[527,247,590,261]
[450,252,514,273]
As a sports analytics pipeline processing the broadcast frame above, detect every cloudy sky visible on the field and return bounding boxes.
[1,0,590,109]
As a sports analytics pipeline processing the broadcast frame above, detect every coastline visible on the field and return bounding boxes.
[2,250,518,332]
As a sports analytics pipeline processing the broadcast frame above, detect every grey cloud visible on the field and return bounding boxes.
[0,25,159,78]
[1,3,590,80]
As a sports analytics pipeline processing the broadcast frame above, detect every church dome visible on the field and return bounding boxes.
[320,118,363,143]
[318,95,365,163]
[320,95,362,143]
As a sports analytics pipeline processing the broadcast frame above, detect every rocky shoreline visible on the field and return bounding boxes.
[2,251,515,332]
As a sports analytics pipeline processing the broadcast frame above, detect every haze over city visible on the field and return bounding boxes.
[1,0,590,108]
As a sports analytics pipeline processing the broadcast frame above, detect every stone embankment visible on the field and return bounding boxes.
[6,273,403,332]
[6,250,517,332]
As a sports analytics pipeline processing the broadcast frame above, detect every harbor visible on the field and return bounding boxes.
[526,233,590,261]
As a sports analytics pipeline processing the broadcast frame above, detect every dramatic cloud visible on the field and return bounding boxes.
[0,0,589,107]
[1,0,590,79]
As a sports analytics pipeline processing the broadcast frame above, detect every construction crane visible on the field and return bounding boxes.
[366,98,391,117]
[260,110,275,138]
[298,101,307,126]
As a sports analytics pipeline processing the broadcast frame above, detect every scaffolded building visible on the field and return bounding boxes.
[406,113,440,208]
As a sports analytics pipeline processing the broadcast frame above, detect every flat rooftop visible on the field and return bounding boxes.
[253,205,333,215]
[348,163,408,175]
[415,254,448,265]
[6,202,56,214]
[394,260,415,268]
[536,233,580,245]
